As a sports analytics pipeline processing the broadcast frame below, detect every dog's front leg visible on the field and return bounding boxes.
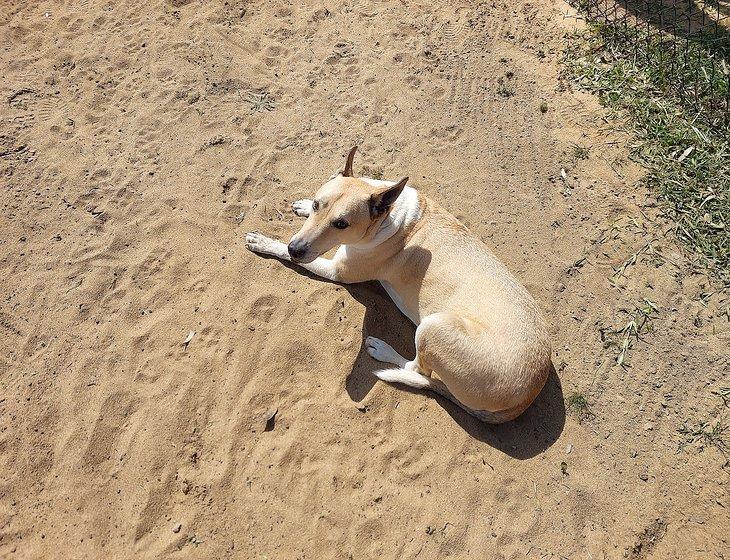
[245,232,342,282]
[291,199,313,217]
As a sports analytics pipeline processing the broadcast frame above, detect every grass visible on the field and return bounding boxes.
[594,217,681,285]
[496,84,515,98]
[572,144,591,160]
[562,23,730,285]
[677,391,729,456]
[600,299,659,367]
[678,419,728,455]
[245,90,275,113]
[497,72,516,98]
[362,166,384,180]
[565,256,587,275]
[566,391,591,422]
[609,242,655,286]
[713,387,730,407]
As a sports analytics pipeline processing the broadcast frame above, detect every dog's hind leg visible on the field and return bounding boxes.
[365,337,409,368]
[373,312,542,423]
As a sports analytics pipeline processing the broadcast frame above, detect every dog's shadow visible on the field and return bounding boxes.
[343,281,566,460]
[273,255,565,459]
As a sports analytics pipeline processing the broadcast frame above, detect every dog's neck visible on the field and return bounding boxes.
[352,180,422,251]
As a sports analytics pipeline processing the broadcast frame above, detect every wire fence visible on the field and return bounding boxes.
[573,0,730,130]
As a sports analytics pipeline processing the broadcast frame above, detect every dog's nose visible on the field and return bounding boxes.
[288,241,307,260]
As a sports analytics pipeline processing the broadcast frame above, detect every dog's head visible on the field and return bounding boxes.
[287,146,407,263]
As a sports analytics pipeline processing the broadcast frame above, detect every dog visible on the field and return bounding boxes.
[245,147,551,423]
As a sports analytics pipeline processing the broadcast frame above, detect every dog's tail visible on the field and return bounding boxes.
[374,368,520,424]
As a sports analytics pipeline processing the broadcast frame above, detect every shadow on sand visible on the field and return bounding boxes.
[272,255,565,459]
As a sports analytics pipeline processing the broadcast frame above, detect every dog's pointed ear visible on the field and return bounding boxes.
[370,177,408,218]
[342,146,357,177]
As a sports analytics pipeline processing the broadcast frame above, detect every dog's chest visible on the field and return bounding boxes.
[380,280,419,324]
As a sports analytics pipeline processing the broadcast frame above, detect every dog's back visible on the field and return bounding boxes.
[377,195,551,415]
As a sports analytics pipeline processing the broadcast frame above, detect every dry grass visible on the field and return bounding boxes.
[599,299,659,367]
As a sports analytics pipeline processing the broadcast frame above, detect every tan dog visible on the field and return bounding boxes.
[246,147,551,423]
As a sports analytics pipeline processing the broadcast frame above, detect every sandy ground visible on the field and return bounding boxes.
[1,0,729,558]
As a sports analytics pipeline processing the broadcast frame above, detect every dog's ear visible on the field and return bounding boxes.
[370,177,408,218]
[342,146,357,177]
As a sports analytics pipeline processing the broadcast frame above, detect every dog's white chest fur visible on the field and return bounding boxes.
[356,183,421,250]
[380,279,419,324]
[350,182,423,323]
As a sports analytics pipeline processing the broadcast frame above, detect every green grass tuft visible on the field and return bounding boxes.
[566,391,591,422]
[572,144,591,160]
[496,84,515,98]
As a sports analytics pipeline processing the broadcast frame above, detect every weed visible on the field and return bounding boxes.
[566,391,591,422]
[600,299,659,367]
[572,144,591,160]
[496,84,515,98]
[565,256,587,276]
[609,242,654,286]
[678,419,728,455]
[362,166,384,180]
[245,90,275,113]
[595,216,644,244]
[713,387,730,407]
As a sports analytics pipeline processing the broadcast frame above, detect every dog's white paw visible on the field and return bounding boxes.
[365,336,406,366]
[245,232,287,257]
[292,199,313,217]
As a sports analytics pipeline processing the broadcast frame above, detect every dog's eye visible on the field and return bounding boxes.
[332,219,349,230]
[312,200,319,212]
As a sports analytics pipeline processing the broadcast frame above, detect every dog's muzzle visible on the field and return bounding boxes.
[287,240,310,262]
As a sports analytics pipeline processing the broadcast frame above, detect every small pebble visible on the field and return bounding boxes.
[263,408,277,431]
[173,523,182,533]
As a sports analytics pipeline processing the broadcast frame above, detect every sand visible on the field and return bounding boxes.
[1,0,728,558]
